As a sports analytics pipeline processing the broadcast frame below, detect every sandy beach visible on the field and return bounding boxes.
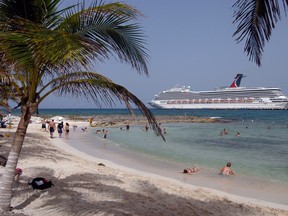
[1,117,288,216]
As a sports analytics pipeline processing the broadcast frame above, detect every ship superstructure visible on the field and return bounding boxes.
[148,74,288,109]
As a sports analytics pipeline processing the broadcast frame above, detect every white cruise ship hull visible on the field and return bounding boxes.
[148,74,288,110]
[149,100,288,110]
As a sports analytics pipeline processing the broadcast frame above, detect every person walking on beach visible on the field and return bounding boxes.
[219,162,235,176]
[57,121,64,138]
[65,122,70,140]
[48,119,56,138]
[41,119,47,132]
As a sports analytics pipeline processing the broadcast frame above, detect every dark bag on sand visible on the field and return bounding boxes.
[0,155,7,167]
[29,177,54,190]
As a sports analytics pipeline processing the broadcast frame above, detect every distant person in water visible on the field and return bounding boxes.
[144,123,149,131]
[103,129,109,138]
[236,132,240,137]
[163,128,167,134]
[220,128,229,136]
[183,166,199,174]
[126,123,130,130]
[219,162,235,176]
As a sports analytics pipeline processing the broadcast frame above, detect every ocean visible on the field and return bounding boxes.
[7,108,288,203]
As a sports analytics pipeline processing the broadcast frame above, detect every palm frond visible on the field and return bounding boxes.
[37,71,165,140]
[233,0,287,66]
[0,76,19,111]
[0,19,94,71]
[57,1,149,75]
[0,100,10,111]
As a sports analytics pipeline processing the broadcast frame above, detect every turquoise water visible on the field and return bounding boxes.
[8,108,288,184]
[106,120,288,184]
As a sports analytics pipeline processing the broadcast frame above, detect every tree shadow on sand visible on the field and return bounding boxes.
[20,133,72,163]
[11,171,282,216]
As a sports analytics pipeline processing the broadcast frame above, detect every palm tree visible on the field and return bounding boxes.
[0,0,163,212]
[232,0,288,66]
[0,64,19,119]
[0,71,18,113]
[0,86,12,111]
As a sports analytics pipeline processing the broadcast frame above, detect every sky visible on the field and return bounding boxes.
[39,0,288,109]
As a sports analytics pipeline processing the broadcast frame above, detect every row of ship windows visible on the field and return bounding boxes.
[162,99,256,104]
[158,91,283,99]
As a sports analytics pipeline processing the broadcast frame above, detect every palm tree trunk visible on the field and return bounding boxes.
[0,104,35,212]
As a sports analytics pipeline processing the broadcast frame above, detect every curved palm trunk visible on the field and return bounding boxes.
[0,104,36,212]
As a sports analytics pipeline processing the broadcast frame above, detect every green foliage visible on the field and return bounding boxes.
[0,0,163,136]
[233,0,288,66]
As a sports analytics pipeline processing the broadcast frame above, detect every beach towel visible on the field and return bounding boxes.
[29,177,54,190]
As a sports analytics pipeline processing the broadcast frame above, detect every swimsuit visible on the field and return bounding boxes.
[220,167,232,176]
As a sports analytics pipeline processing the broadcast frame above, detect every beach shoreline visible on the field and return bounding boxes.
[1,117,288,215]
[66,122,288,206]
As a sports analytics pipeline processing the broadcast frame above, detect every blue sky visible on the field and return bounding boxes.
[39,0,288,108]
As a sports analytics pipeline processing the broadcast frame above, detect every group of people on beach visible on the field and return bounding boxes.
[42,119,70,139]
[183,162,235,176]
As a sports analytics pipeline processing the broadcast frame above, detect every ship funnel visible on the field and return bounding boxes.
[229,74,245,88]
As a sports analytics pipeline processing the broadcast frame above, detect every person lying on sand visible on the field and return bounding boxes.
[183,166,199,174]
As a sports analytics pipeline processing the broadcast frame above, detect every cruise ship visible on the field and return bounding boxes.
[148,74,288,109]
